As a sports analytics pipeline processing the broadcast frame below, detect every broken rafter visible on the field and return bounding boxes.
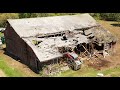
[82,45,91,56]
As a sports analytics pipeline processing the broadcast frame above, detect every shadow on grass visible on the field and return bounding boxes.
[3,48,20,61]
[111,23,120,27]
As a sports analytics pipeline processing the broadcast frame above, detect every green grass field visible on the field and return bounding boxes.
[56,66,120,77]
[0,57,23,77]
[0,50,39,77]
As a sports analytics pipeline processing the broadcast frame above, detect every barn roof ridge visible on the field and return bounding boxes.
[7,13,97,38]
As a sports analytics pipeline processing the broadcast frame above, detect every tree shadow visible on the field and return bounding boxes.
[111,23,120,27]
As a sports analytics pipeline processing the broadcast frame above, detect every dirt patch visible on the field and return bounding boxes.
[85,43,120,70]
[0,70,6,77]
[88,59,111,70]
[85,56,111,70]
[84,20,120,71]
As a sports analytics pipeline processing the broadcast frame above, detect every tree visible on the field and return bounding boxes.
[19,13,79,18]
[90,13,101,20]
[19,13,31,18]
[0,13,19,27]
[100,13,118,21]
[114,13,120,25]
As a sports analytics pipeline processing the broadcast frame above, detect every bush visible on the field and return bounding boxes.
[100,13,120,21]
[100,13,114,21]
[90,13,101,20]
[90,13,120,22]
[19,13,31,18]
[0,13,19,27]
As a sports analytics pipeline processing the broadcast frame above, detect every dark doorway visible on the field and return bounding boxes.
[94,43,104,51]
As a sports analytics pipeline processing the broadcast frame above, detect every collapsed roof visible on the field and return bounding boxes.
[6,13,117,62]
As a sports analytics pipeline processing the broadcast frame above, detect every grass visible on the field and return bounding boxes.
[0,57,24,77]
[0,32,3,37]
[101,67,120,77]
[56,20,120,77]
[56,65,120,77]
[56,66,98,77]
[0,50,39,77]
[0,32,24,77]
[57,61,120,77]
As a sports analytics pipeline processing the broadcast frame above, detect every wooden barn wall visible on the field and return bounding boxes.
[26,44,42,73]
[4,22,41,73]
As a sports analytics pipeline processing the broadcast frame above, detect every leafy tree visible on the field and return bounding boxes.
[19,13,79,18]
[0,13,19,27]
[19,13,31,18]
[100,13,118,21]
[114,13,120,25]
[90,13,101,19]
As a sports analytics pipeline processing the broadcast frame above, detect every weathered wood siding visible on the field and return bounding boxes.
[4,22,41,73]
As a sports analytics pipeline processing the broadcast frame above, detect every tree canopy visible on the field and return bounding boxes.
[0,13,120,27]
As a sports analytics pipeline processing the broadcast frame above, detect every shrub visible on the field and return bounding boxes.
[0,13,19,27]
[90,13,101,20]
[100,13,120,21]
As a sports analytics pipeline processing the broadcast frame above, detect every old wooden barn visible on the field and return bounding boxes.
[4,14,117,73]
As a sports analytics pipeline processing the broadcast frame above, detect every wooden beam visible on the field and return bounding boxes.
[82,45,91,55]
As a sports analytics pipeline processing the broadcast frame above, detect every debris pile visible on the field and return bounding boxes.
[26,24,117,69]
[41,63,69,76]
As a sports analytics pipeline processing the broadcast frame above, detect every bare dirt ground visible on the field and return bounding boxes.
[85,20,120,70]
[0,69,6,77]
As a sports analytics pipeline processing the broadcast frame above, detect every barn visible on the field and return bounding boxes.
[4,13,117,73]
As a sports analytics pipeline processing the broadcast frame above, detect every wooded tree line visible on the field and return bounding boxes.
[0,13,76,27]
[0,13,120,27]
[90,13,120,21]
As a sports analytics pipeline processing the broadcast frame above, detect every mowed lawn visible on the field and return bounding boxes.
[0,57,23,77]
[57,65,120,77]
